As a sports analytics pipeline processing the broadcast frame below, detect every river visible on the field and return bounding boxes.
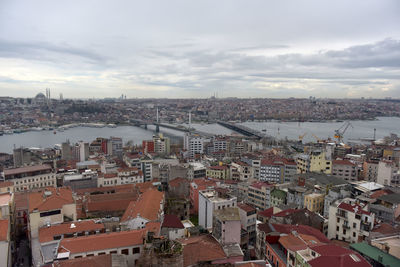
[0,117,399,154]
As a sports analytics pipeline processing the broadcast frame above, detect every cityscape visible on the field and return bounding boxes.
[1,1,400,267]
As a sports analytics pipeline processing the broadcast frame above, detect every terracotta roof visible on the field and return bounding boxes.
[169,177,188,188]
[250,181,274,190]
[103,173,117,179]
[237,203,256,213]
[58,229,146,254]
[52,254,112,267]
[338,202,370,215]
[273,208,302,217]
[162,214,184,229]
[39,220,105,243]
[117,167,140,173]
[145,221,161,236]
[258,207,274,218]
[309,244,370,267]
[121,189,164,222]
[271,224,330,243]
[208,165,228,170]
[86,192,138,213]
[29,187,74,213]
[14,192,28,210]
[0,219,9,241]
[4,164,51,176]
[191,178,217,188]
[370,189,393,199]
[372,223,400,234]
[179,234,227,267]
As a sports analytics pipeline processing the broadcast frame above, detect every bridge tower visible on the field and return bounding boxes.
[156,107,160,133]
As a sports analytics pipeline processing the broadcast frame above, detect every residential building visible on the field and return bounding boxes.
[230,161,252,181]
[184,134,206,158]
[241,154,261,180]
[198,189,237,230]
[304,192,325,214]
[206,165,230,180]
[120,189,164,230]
[237,203,257,244]
[28,187,76,239]
[377,160,400,186]
[323,186,351,217]
[363,160,379,182]
[297,150,332,174]
[0,219,11,267]
[109,136,123,157]
[247,181,274,210]
[369,193,400,223]
[332,159,359,181]
[153,134,170,155]
[161,214,185,240]
[260,158,297,184]
[287,186,312,209]
[213,207,241,245]
[62,169,98,190]
[0,181,13,194]
[3,165,56,192]
[328,199,375,243]
[56,229,146,266]
[189,178,217,214]
[187,162,206,180]
[270,188,286,207]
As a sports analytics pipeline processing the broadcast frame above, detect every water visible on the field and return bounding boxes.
[1,117,399,154]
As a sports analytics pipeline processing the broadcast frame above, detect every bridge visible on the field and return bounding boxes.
[129,119,213,137]
[217,121,266,139]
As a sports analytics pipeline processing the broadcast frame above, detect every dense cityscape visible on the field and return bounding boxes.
[0,93,399,267]
[2,1,400,267]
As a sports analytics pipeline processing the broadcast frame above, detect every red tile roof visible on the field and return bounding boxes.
[333,160,356,166]
[273,208,302,217]
[338,202,370,215]
[208,165,228,170]
[39,220,105,243]
[271,224,330,243]
[52,254,112,267]
[250,181,274,190]
[169,177,188,188]
[179,234,227,267]
[258,207,274,218]
[237,203,256,213]
[309,244,370,267]
[121,189,164,222]
[58,229,146,254]
[162,214,184,229]
[85,192,138,213]
[0,219,9,241]
[145,221,161,236]
[28,187,74,213]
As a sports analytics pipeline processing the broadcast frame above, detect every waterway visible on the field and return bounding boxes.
[0,117,399,154]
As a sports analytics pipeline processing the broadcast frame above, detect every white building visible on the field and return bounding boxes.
[377,160,400,186]
[184,134,207,158]
[3,165,56,192]
[198,189,237,230]
[328,198,375,243]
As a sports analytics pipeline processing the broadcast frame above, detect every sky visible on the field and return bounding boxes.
[0,0,399,99]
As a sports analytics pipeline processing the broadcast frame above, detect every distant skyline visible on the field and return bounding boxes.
[0,0,399,99]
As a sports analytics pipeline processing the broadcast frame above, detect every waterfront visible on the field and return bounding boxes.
[1,117,400,154]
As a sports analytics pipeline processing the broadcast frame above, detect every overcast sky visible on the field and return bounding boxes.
[0,0,399,99]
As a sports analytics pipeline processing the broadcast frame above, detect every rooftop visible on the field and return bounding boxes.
[214,207,241,221]
[162,214,185,229]
[58,229,146,255]
[4,164,51,176]
[121,188,164,222]
[350,242,400,266]
[0,219,8,241]
[378,193,400,204]
[39,220,105,243]
[338,202,370,215]
[29,187,74,213]
[179,234,227,267]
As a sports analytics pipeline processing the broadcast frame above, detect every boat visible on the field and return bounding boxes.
[53,130,57,134]
[262,129,267,132]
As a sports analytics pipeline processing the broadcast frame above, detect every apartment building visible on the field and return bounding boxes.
[328,199,375,243]
[230,161,252,181]
[56,229,146,266]
[332,159,359,181]
[212,207,241,246]
[377,160,400,186]
[189,178,217,214]
[362,160,379,182]
[260,158,297,184]
[28,187,76,239]
[297,150,332,174]
[304,192,325,214]
[247,181,274,210]
[206,165,230,180]
[3,165,56,192]
[198,189,237,230]
[237,203,257,244]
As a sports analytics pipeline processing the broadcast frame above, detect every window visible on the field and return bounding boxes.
[336,226,339,231]
[87,254,94,257]
[353,232,356,237]
[353,223,356,228]
[121,249,129,255]
[110,251,117,254]
[132,247,140,254]
[343,229,346,235]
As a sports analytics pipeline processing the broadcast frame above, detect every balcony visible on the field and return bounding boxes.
[336,212,347,219]
[342,224,350,229]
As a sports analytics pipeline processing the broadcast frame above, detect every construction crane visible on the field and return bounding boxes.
[312,133,321,143]
[334,121,353,143]
[298,132,307,143]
